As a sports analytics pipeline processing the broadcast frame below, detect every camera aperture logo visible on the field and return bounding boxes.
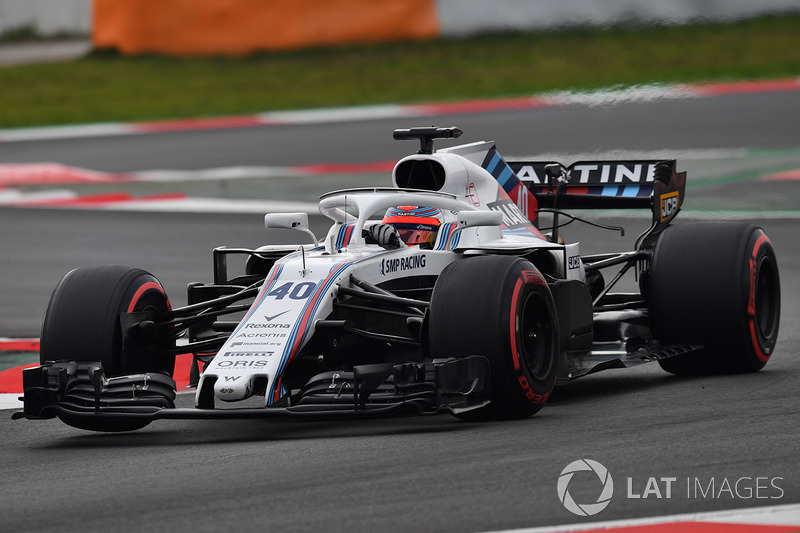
[557,459,614,516]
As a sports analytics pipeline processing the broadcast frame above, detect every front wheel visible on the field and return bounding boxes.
[428,255,559,419]
[41,265,176,377]
[40,266,176,431]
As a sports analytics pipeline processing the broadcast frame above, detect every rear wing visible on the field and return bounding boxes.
[509,159,686,226]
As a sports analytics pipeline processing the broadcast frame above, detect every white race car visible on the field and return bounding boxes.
[16,127,780,432]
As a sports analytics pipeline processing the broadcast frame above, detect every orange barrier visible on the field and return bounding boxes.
[93,0,440,55]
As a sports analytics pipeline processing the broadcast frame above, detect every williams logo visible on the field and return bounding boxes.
[380,254,426,276]
[264,310,289,322]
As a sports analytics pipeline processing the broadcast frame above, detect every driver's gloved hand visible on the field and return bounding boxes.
[364,224,403,249]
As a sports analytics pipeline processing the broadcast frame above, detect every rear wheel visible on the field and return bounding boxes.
[648,223,780,374]
[428,255,559,419]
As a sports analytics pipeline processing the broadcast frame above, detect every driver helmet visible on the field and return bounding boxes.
[382,206,442,247]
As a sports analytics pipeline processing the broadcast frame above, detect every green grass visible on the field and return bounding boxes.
[1,14,799,128]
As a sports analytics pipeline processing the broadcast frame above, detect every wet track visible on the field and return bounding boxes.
[1,90,799,532]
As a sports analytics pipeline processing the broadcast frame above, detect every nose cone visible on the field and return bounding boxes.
[214,374,258,402]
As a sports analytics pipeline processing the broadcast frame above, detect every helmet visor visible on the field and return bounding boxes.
[392,222,438,246]
[397,229,435,245]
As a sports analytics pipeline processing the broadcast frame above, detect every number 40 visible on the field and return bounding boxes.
[267,281,316,300]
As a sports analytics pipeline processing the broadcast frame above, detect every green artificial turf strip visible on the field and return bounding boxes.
[0,14,798,128]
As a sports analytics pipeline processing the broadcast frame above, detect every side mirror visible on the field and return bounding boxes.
[457,210,503,228]
[265,212,308,230]
[265,213,317,244]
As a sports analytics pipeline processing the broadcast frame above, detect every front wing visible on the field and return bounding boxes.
[13,356,492,424]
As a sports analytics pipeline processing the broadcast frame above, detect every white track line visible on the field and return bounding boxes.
[132,166,301,182]
[101,197,320,214]
[0,394,22,410]
[483,502,800,532]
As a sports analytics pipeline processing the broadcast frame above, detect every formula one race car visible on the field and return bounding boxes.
[15,126,781,432]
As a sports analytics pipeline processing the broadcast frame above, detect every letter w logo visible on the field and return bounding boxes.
[224,376,240,382]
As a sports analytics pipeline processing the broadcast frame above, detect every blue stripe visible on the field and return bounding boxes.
[621,185,640,197]
[243,264,285,320]
[497,165,515,188]
[485,152,501,174]
[266,252,383,403]
[268,278,330,402]
[503,226,533,233]
[602,186,619,197]
[435,223,448,250]
[335,224,355,249]
[501,226,538,238]
[273,261,352,382]
[226,263,286,339]
[436,223,456,250]
[335,225,346,248]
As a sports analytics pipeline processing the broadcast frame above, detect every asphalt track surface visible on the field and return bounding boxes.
[1,91,799,532]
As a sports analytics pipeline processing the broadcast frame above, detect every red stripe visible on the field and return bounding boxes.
[0,163,129,186]
[761,170,800,181]
[686,78,800,96]
[750,320,768,363]
[535,186,590,196]
[18,192,131,206]
[119,192,186,202]
[295,161,396,175]
[343,224,354,245]
[127,281,164,312]
[748,234,771,363]
[0,353,195,394]
[509,278,523,371]
[278,281,329,395]
[569,522,799,533]
[408,96,552,115]
[0,339,39,352]
[237,260,290,327]
[173,353,195,392]
[495,182,547,241]
[10,192,186,207]
[0,363,39,393]
[132,115,264,133]
[272,259,362,403]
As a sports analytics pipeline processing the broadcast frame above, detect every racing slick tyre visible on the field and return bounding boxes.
[40,266,176,431]
[41,265,175,376]
[647,222,780,375]
[428,256,559,420]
